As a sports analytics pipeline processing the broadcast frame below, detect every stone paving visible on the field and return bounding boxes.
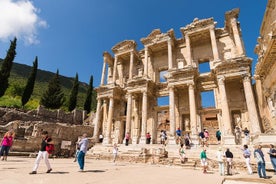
[0,156,275,184]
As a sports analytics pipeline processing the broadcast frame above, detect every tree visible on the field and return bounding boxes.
[21,56,38,106]
[40,70,65,109]
[68,73,79,111]
[0,37,17,97]
[84,75,93,113]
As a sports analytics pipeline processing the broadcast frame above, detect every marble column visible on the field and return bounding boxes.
[209,26,219,61]
[103,97,114,144]
[129,51,134,80]
[93,99,102,142]
[231,18,244,56]
[185,34,192,66]
[168,39,173,69]
[243,76,261,134]
[144,47,148,77]
[126,93,132,136]
[140,91,148,144]
[168,86,176,144]
[188,84,197,136]
[112,56,118,83]
[218,76,234,144]
[100,60,106,86]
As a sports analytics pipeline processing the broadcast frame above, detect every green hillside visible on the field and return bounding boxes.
[0,59,96,111]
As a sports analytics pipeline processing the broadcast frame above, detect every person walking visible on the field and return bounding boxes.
[268,144,276,174]
[112,143,118,163]
[29,131,53,174]
[125,132,130,146]
[241,144,253,175]
[215,129,221,145]
[77,133,89,172]
[254,145,268,179]
[200,148,208,174]
[216,147,225,176]
[146,132,151,144]
[0,130,15,161]
[176,128,182,144]
[179,144,186,164]
[225,148,233,175]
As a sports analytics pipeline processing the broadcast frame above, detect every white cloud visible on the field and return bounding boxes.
[0,0,47,45]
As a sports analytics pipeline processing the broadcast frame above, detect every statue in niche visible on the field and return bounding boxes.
[184,118,190,131]
[267,96,276,118]
[235,115,241,128]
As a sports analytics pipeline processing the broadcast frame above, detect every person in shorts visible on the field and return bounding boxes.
[200,148,208,173]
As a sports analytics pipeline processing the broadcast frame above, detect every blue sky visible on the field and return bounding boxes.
[0,0,267,88]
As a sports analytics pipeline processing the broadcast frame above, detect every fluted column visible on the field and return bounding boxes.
[243,76,261,134]
[144,47,148,77]
[100,60,106,86]
[103,97,114,144]
[140,91,148,144]
[231,18,244,55]
[112,56,118,83]
[185,34,192,66]
[126,93,132,135]
[218,76,232,137]
[129,51,134,79]
[169,86,176,137]
[168,39,173,69]
[93,99,102,141]
[209,26,219,61]
[188,84,197,135]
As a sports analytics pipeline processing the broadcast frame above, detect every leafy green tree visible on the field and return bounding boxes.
[21,56,38,106]
[84,75,93,113]
[40,70,65,109]
[68,73,79,111]
[0,37,17,97]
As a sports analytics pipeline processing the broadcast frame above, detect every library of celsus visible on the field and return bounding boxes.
[93,8,263,145]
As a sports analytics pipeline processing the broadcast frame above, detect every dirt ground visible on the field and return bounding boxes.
[0,157,275,184]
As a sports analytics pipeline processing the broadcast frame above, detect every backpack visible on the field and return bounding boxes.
[46,144,55,154]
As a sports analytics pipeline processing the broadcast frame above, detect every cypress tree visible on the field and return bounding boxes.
[40,70,65,109]
[21,56,38,107]
[68,73,79,111]
[0,37,17,97]
[84,75,93,113]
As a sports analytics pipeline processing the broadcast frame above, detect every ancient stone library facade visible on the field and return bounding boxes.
[93,8,265,145]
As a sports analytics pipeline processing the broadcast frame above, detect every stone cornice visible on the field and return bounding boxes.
[140,29,176,46]
[180,17,214,34]
[111,40,137,55]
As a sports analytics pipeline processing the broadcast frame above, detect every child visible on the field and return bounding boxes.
[113,143,118,163]
[73,147,80,162]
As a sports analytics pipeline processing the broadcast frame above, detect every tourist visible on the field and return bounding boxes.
[184,133,191,149]
[225,148,233,175]
[99,133,103,143]
[268,144,276,174]
[176,127,182,144]
[112,143,118,163]
[254,145,268,179]
[73,146,80,162]
[200,148,208,174]
[241,144,252,175]
[215,129,221,145]
[77,133,89,172]
[160,130,166,145]
[216,147,225,176]
[146,132,151,144]
[125,132,130,146]
[179,143,186,164]
[0,130,15,161]
[198,130,205,147]
[29,130,53,174]
[243,127,250,145]
[203,129,209,147]
[234,126,242,145]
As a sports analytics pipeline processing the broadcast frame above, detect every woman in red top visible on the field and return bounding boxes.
[0,130,15,161]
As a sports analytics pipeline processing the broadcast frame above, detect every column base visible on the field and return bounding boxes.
[139,136,146,144]
[223,135,236,145]
[102,137,111,145]
[167,136,177,145]
[131,136,139,145]
[190,135,199,146]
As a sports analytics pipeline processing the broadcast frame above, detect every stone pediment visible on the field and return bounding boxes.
[180,17,214,34]
[112,40,137,54]
[141,29,174,45]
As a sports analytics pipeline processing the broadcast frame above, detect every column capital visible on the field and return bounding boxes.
[242,74,251,82]
[217,76,225,85]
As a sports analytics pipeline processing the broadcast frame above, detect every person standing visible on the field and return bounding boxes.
[243,127,250,145]
[99,133,103,143]
[112,143,118,163]
[200,148,208,174]
[234,126,242,145]
[215,129,221,145]
[225,148,233,175]
[176,128,182,144]
[242,144,253,175]
[146,132,151,144]
[268,144,276,174]
[29,131,53,174]
[77,133,89,172]
[254,145,268,179]
[0,130,15,161]
[216,147,225,176]
[125,132,130,146]
[179,144,186,164]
